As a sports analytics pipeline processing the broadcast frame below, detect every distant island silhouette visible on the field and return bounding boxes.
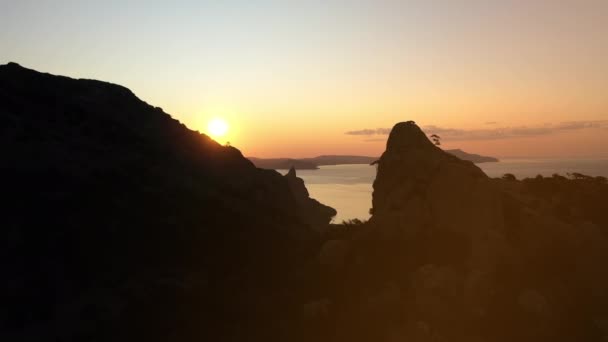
[249,150,498,170]
[2,63,608,342]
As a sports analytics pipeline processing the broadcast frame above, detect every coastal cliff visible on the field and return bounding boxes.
[3,63,608,342]
[301,121,608,342]
[0,62,334,341]
[285,167,337,226]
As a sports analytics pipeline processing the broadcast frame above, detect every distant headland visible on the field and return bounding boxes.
[249,150,498,170]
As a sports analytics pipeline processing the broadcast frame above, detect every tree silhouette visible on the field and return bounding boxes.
[430,134,441,146]
[502,173,516,181]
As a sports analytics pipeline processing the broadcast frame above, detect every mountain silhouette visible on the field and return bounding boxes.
[0,62,334,341]
[2,64,608,342]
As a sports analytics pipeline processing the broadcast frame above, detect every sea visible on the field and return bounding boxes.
[279,158,608,223]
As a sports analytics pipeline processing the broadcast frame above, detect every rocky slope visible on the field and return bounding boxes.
[0,62,334,341]
[299,121,608,342]
[285,167,337,227]
[3,63,607,342]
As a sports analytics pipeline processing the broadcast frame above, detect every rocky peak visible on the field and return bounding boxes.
[5,61,22,68]
[286,166,297,178]
[284,166,336,227]
[337,121,608,340]
[372,121,487,222]
[285,166,309,198]
[385,120,437,152]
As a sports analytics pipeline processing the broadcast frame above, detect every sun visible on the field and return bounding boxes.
[207,118,229,138]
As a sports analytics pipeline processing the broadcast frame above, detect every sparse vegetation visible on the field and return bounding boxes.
[502,173,517,181]
[430,133,441,146]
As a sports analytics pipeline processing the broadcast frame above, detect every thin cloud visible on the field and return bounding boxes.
[555,121,606,130]
[345,128,391,136]
[346,120,608,141]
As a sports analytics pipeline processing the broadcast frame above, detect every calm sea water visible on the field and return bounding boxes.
[280,158,608,223]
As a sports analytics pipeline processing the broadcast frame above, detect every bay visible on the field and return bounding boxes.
[280,158,608,222]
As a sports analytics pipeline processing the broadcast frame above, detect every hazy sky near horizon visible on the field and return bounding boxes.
[2,0,607,158]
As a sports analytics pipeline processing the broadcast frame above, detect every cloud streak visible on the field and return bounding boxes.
[345,121,608,141]
[345,128,392,136]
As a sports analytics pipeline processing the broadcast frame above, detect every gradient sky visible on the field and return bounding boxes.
[2,0,607,158]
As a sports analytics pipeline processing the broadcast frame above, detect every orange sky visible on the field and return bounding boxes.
[2,1,607,158]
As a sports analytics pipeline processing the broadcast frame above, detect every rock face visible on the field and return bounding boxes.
[373,121,489,223]
[368,122,608,341]
[0,63,333,341]
[303,121,608,342]
[285,167,337,226]
[371,122,507,270]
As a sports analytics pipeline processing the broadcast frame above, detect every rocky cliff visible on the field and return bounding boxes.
[0,63,334,341]
[285,167,337,226]
[300,121,608,342]
[3,63,608,342]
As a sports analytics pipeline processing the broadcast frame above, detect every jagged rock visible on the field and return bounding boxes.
[372,122,510,270]
[345,121,608,341]
[285,166,337,227]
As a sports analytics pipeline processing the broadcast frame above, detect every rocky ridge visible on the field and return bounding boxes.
[0,62,334,341]
[285,166,337,226]
[303,121,608,342]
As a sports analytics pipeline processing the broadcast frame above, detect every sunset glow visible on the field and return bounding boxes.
[207,118,229,139]
[4,2,608,341]
[3,1,607,158]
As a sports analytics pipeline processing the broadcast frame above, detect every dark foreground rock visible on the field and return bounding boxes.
[285,167,337,227]
[299,121,608,342]
[3,63,607,342]
[0,63,334,341]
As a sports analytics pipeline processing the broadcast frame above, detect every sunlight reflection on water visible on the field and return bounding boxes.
[279,158,608,222]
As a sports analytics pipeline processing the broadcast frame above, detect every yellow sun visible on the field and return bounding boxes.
[207,118,229,138]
